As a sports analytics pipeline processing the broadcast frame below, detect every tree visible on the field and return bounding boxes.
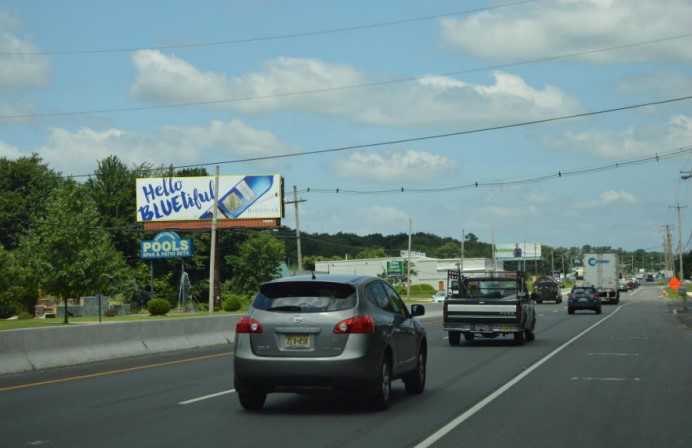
[225,232,285,296]
[356,247,389,259]
[436,241,460,258]
[0,154,62,250]
[17,179,128,323]
[85,156,139,262]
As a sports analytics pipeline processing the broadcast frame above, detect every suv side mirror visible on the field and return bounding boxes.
[411,304,425,317]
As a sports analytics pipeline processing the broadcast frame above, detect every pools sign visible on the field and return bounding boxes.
[140,232,193,259]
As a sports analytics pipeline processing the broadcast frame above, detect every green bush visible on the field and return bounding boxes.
[222,293,244,312]
[147,298,171,316]
[18,311,34,320]
[410,284,436,295]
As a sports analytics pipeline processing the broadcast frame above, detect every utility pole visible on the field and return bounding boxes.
[491,228,496,271]
[460,229,465,274]
[672,203,688,310]
[551,250,555,277]
[208,165,220,315]
[407,218,412,302]
[284,186,306,273]
[534,243,538,275]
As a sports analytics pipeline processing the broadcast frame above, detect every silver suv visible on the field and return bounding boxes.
[233,274,427,411]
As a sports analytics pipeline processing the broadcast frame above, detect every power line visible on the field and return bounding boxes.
[61,94,689,178]
[0,0,542,57]
[298,146,692,195]
[3,32,690,121]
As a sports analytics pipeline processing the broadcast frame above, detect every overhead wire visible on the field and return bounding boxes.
[47,94,692,179]
[2,32,691,121]
[0,0,543,57]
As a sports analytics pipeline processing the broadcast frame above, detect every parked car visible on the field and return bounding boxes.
[431,291,447,303]
[567,286,602,314]
[233,274,427,411]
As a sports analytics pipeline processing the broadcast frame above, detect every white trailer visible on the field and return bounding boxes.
[583,253,620,304]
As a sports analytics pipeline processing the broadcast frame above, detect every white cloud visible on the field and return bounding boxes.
[358,206,409,223]
[0,8,50,91]
[538,115,692,157]
[573,190,639,209]
[0,139,22,159]
[440,0,692,62]
[330,149,456,183]
[617,73,692,97]
[130,52,582,128]
[35,119,298,175]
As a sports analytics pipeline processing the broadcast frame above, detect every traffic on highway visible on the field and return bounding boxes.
[1,282,691,448]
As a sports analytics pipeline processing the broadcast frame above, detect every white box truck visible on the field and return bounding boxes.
[583,253,620,304]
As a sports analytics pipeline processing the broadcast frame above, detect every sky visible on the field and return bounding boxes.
[1,0,691,251]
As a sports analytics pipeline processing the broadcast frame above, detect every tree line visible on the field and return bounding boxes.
[0,154,671,318]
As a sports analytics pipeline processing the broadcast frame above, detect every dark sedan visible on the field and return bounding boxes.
[233,274,427,411]
[567,286,602,314]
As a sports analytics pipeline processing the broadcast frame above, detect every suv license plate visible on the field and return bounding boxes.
[285,334,311,349]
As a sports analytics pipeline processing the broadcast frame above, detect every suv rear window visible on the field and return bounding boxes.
[252,281,357,313]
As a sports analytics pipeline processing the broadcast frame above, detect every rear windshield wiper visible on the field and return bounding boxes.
[266,305,303,312]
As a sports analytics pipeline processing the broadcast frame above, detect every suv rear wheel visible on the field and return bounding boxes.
[371,355,391,411]
[404,345,426,394]
[237,390,267,411]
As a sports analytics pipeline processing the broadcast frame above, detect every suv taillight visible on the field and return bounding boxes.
[235,316,262,333]
[334,315,374,334]
[567,293,574,299]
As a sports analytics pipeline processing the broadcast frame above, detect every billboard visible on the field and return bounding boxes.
[140,232,193,259]
[495,243,542,260]
[136,175,282,222]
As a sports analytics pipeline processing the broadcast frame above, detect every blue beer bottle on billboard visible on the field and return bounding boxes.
[200,175,274,219]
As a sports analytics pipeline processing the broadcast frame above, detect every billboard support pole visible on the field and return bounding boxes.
[208,165,220,315]
[149,261,154,301]
[407,218,412,302]
[460,229,465,274]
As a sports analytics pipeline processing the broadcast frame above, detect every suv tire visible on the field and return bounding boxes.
[404,346,426,394]
[371,356,392,411]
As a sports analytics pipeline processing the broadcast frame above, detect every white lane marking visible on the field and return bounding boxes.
[414,300,636,448]
[442,336,449,339]
[562,307,567,310]
[552,310,558,313]
[538,314,545,317]
[179,389,235,405]
[26,441,50,446]
[570,377,641,382]
[587,352,639,357]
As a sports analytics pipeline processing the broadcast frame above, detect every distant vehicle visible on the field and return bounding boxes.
[646,274,655,282]
[531,276,561,303]
[568,286,602,314]
[431,291,447,303]
[233,274,427,411]
[583,253,620,304]
[443,269,536,345]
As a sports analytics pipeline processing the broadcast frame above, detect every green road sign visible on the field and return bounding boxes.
[387,260,404,276]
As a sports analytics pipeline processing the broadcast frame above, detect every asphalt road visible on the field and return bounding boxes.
[1,285,690,448]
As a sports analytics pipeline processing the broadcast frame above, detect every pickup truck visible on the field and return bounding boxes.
[443,270,536,345]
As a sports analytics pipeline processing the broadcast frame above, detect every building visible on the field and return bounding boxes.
[315,254,503,291]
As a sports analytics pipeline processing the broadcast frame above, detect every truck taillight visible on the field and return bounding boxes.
[516,303,522,319]
[443,302,448,319]
[236,316,262,333]
[334,315,374,334]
